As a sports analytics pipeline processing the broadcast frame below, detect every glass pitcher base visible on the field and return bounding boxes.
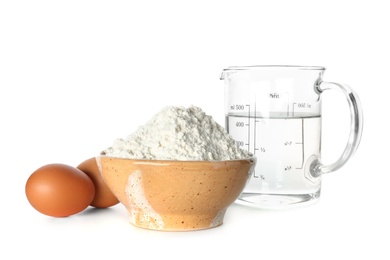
[235,190,321,209]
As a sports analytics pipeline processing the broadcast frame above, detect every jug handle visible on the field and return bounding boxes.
[311,81,363,177]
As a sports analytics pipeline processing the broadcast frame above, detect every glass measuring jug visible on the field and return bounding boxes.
[220,65,363,208]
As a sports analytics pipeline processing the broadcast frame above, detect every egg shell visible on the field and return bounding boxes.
[77,157,119,208]
[25,163,95,217]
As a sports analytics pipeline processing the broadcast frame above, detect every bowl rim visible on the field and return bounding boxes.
[97,154,256,164]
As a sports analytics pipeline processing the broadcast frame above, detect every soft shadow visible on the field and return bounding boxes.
[78,206,118,216]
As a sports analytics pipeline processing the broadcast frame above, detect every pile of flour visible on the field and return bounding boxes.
[101,105,250,161]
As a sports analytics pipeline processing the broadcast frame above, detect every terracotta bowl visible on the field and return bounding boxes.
[96,156,256,231]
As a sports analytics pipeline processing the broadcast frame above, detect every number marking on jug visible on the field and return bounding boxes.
[230,104,246,110]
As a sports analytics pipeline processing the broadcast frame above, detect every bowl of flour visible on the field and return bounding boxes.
[97,106,256,231]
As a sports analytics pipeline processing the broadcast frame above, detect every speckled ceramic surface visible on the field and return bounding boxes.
[97,156,256,231]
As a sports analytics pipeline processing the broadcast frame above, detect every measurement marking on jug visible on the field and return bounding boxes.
[246,105,251,152]
[286,93,290,117]
[252,99,262,179]
[292,102,312,117]
[296,118,305,169]
[253,99,257,156]
[230,104,246,110]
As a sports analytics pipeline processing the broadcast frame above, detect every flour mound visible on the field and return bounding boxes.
[102,106,250,161]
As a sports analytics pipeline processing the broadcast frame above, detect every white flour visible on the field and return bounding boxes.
[102,105,250,161]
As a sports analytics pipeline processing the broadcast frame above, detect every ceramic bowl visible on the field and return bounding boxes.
[96,156,256,231]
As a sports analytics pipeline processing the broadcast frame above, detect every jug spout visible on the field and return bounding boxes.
[220,67,239,80]
[220,69,228,80]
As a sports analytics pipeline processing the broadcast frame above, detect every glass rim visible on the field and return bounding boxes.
[222,65,326,71]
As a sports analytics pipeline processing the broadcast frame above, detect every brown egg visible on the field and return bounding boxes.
[26,163,95,217]
[77,157,119,208]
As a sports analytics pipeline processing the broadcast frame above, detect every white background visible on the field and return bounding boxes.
[1,0,388,259]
